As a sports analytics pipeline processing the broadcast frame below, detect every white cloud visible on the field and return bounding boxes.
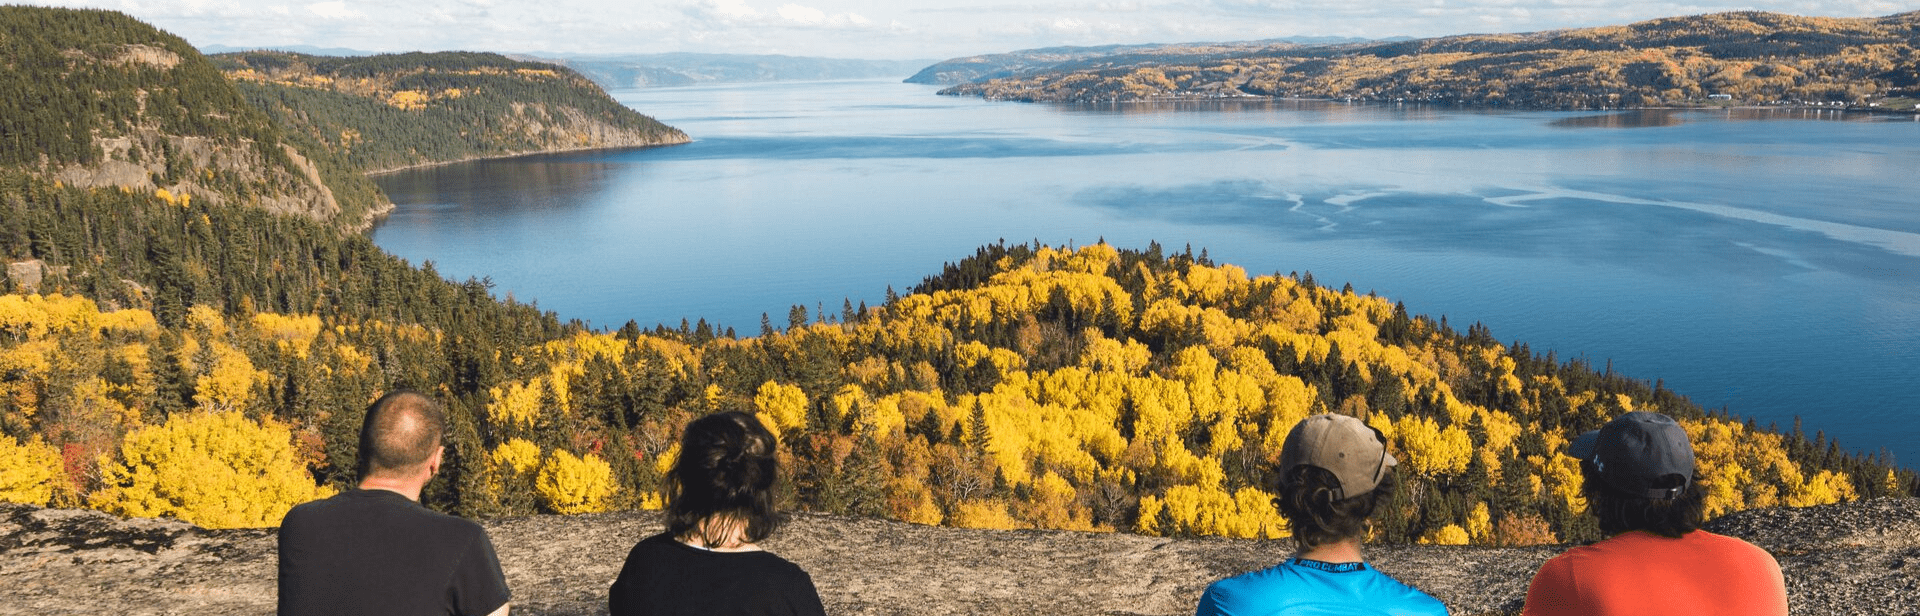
[1050,17,1089,32]
[709,0,762,20]
[305,1,363,20]
[26,0,1920,62]
[778,3,827,24]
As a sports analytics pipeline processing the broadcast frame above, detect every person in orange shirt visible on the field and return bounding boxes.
[1522,411,1787,616]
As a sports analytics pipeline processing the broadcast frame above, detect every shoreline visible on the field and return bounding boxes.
[950,90,1920,116]
[362,135,693,177]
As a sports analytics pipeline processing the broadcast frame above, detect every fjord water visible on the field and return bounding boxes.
[372,79,1920,464]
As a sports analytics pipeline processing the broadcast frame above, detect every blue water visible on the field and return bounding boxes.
[371,80,1920,466]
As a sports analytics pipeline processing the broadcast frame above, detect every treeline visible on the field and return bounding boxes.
[3,173,1911,540]
[212,50,689,172]
[940,11,1920,109]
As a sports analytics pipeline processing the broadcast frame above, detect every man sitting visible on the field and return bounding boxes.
[1196,413,1447,616]
[278,390,512,616]
[1523,411,1787,616]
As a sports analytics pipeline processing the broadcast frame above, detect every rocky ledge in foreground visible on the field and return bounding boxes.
[2,498,1916,616]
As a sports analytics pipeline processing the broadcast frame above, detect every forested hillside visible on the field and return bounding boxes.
[0,7,372,226]
[3,179,1911,540]
[212,51,689,173]
[939,11,1920,110]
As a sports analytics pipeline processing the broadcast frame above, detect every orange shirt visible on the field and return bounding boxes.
[1522,530,1787,616]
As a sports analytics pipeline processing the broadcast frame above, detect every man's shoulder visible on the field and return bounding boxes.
[1202,562,1444,615]
[283,490,486,538]
[1686,529,1769,551]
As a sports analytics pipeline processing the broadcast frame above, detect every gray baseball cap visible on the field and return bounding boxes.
[1279,414,1397,500]
[1567,411,1695,500]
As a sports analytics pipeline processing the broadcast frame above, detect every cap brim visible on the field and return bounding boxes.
[1566,430,1601,460]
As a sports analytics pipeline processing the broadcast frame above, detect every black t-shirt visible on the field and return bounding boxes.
[608,532,827,616]
[278,489,511,616]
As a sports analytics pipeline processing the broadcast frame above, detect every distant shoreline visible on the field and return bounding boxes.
[955,91,1920,116]
[363,138,693,177]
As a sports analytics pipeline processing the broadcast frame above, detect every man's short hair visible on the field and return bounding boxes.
[358,390,446,478]
[1275,465,1397,551]
[1580,461,1706,537]
[1272,414,1399,550]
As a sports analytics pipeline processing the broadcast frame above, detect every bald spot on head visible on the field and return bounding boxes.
[359,390,445,479]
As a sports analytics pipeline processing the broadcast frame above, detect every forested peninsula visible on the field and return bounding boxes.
[0,5,1914,560]
[212,50,689,174]
[932,11,1920,111]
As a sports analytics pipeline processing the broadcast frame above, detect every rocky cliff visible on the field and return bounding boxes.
[4,498,1915,615]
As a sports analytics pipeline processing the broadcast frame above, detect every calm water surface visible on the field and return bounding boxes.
[372,80,1920,464]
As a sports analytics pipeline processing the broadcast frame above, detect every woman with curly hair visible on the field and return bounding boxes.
[609,411,825,616]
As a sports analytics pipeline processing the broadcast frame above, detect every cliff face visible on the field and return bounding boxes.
[0,7,355,225]
[4,498,1916,616]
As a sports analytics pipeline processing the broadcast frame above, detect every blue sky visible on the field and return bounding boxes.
[34,0,1920,60]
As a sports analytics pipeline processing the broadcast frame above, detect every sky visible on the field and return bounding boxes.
[30,0,1920,60]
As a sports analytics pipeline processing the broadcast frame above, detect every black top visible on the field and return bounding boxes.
[278,489,511,616]
[608,532,827,616]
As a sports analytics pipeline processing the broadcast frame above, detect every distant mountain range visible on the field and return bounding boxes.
[197,45,932,90]
[532,53,935,89]
[929,12,1920,111]
[903,37,1387,86]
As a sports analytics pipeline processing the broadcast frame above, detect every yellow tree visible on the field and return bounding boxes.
[535,449,617,514]
[752,381,809,438]
[90,411,333,529]
[0,435,67,505]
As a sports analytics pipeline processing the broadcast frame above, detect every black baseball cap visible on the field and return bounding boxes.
[1567,411,1695,500]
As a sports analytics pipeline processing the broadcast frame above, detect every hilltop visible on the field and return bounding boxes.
[904,37,1382,86]
[0,6,689,234]
[3,497,1917,615]
[0,7,367,226]
[935,11,1920,110]
[212,50,688,173]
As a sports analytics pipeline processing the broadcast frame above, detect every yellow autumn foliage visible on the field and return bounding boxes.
[0,435,66,506]
[535,449,616,515]
[949,499,1025,530]
[89,411,332,529]
[193,343,268,412]
[1421,524,1471,545]
[753,380,809,438]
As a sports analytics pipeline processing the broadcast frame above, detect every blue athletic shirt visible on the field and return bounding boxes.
[1195,558,1449,616]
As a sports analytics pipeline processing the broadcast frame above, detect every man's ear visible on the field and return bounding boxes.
[427,445,445,477]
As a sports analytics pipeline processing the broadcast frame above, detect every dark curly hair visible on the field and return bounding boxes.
[1580,460,1704,538]
[665,411,782,547]
[1274,465,1397,551]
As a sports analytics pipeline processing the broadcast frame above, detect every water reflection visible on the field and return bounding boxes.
[378,156,629,216]
[1552,110,1686,129]
[1552,107,1890,128]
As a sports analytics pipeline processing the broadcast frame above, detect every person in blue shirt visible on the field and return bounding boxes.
[1196,414,1448,616]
